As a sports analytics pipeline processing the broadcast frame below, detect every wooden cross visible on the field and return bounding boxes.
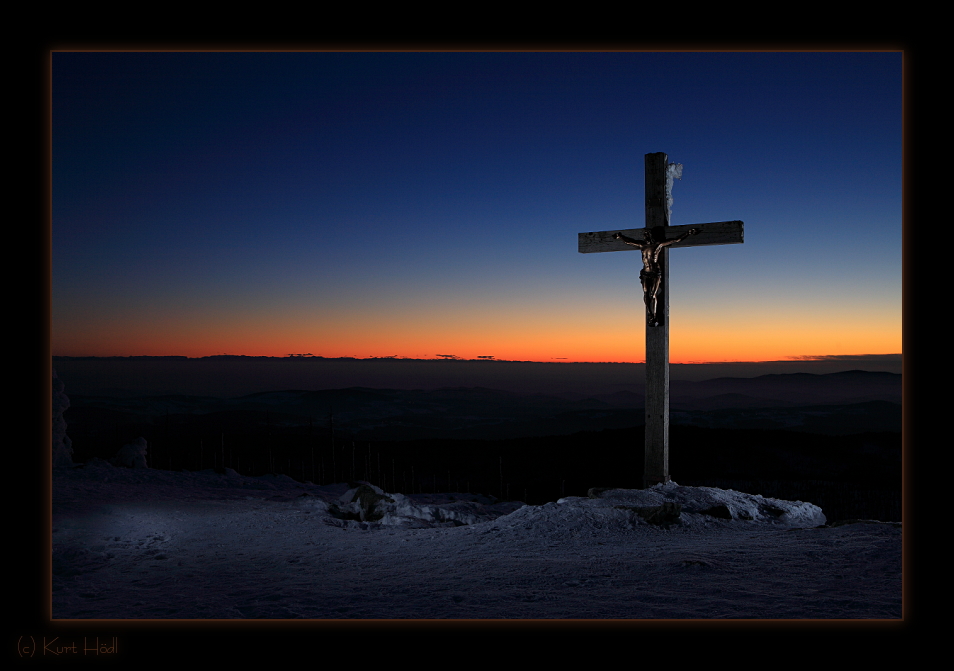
[578,152,744,488]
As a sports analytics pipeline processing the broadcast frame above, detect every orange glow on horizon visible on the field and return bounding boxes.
[51,338,901,365]
[53,324,900,363]
[53,297,900,363]
[49,348,901,365]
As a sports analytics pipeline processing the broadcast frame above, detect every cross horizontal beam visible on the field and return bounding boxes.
[578,220,743,254]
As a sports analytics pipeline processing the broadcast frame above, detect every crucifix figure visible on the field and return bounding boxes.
[614,227,701,326]
[578,152,743,488]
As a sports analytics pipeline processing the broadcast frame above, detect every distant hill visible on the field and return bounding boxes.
[670,370,901,407]
[62,370,900,445]
[51,356,901,397]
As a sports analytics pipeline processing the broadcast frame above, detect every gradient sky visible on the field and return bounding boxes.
[52,51,902,363]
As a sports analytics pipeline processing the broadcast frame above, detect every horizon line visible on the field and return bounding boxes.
[51,353,903,364]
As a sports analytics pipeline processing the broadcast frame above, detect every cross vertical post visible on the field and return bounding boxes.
[643,152,673,488]
[577,152,743,489]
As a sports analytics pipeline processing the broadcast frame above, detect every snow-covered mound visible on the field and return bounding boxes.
[302,481,824,531]
[487,481,825,536]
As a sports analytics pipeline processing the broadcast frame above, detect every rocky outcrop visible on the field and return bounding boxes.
[329,483,395,522]
[322,483,514,527]
[114,437,149,468]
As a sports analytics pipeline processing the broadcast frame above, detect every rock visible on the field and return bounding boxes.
[319,485,506,527]
[115,437,149,468]
[331,483,395,522]
[351,485,395,522]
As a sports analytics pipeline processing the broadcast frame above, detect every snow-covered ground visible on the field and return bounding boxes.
[52,462,901,619]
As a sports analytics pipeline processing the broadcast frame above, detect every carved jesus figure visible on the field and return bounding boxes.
[614,227,701,326]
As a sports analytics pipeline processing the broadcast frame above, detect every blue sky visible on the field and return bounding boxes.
[52,51,902,362]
